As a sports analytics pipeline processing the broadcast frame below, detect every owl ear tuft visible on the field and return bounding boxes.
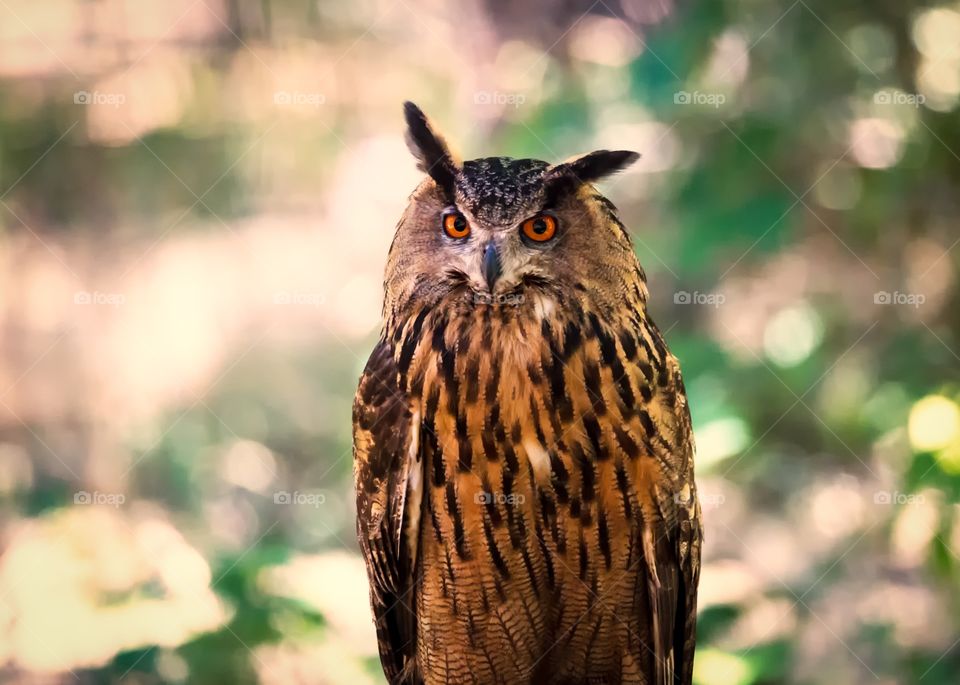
[403,101,461,195]
[548,149,640,185]
[565,149,640,180]
[542,150,639,204]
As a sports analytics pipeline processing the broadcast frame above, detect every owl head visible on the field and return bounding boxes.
[383,101,643,321]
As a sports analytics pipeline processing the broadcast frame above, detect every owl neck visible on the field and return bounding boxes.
[384,276,650,393]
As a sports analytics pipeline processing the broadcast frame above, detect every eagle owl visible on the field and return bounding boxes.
[353,102,702,685]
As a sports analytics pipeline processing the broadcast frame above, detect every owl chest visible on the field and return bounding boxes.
[411,321,553,486]
[409,313,585,541]
[399,301,671,551]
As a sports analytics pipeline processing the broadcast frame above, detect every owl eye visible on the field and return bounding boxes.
[442,211,471,239]
[520,214,557,243]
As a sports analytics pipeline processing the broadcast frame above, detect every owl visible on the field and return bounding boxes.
[353,102,702,685]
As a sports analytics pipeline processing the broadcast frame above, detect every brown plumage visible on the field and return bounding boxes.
[353,102,702,685]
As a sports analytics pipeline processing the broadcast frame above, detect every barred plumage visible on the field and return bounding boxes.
[354,102,702,685]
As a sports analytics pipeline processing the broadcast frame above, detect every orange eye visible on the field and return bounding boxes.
[521,214,557,243]
[442,212,470,239]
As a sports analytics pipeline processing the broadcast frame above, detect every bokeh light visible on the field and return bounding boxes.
[0,1,958,684]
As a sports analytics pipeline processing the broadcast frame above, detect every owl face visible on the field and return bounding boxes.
[383,103,641,317]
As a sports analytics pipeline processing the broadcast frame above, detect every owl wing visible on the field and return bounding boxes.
[645,354,702,685]
[674,371,703,685]
[353,338,421,684]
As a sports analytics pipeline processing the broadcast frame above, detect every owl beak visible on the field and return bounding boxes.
[482,242,502,290]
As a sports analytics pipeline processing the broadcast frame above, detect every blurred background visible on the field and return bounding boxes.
[0,0,958,683]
